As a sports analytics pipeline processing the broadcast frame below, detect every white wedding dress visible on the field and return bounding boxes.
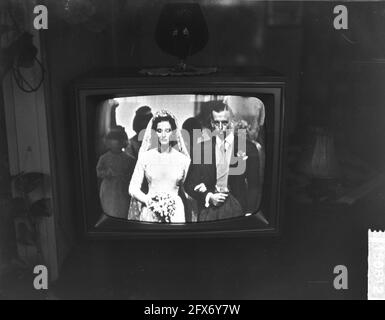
[129,148,191,223]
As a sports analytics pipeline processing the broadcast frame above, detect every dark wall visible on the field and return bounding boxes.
[45,0,304,128]
[298,2,385,167]
[42,4,115,262]
[110,0,303,131]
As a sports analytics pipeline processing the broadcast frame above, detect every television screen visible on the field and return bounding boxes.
[94,94,266,224]
[73,72,285,237]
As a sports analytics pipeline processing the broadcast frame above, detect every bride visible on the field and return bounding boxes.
[128,110,191,223]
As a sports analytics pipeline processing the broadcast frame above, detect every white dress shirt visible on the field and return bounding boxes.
[205,132,234,207]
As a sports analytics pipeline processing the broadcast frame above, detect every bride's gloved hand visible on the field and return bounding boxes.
[141,194,152,207]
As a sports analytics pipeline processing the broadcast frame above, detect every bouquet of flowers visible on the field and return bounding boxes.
[147,193,176,223]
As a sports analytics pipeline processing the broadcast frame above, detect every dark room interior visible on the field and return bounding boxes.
[1,0,385,300]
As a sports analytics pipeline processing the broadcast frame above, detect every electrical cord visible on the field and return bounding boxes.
[4,2,45,93]
[12,55,45,93]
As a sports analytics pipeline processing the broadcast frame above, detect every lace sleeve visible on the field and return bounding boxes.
[128,153,147,204]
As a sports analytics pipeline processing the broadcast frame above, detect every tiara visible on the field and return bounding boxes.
[153,109,175,119]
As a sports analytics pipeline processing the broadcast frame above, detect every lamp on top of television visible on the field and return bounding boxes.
[154,2,211,74]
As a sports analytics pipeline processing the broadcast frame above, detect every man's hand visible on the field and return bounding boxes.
[194,183,207,193]
[209,193,228,207]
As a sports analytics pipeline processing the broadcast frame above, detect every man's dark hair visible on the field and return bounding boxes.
[106,126,128,142]
[133,106,153,134]
[210,100,229,114]
[182,117,202,135]
[197,100,230,127]
[196,100,227,129]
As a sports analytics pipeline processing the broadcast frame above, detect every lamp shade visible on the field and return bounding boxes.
[298,127,340,179]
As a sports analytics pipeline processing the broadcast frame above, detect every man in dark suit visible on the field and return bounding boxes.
[185,100,260,221]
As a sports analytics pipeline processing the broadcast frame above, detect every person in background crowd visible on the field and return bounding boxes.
[125,106,153,161]
[97,126,135,219]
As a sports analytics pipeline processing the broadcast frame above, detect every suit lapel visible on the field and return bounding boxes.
[230,134,239,168]
[210,134,242,188]
[212,136,217,181]
[229,134,242,189]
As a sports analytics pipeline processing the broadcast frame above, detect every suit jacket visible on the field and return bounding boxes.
[185,134,260,213]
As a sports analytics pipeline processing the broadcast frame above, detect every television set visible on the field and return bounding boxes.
[72,67,286,238]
